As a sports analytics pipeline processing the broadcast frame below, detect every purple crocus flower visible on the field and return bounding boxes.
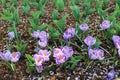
[62,46,74,60]
[38,50,51,61]
[38,40,47,48]
[84,36,96,46]
[36,66,44,73]
[107,69,115,80]
[39,31,49,41]
[112,35,120,49]
[55,54,66,64]
[94,48,104,60]
[100,20,111,30]
[10,52,21,62]
[0,50,11,61]
[88,48,97,60]
[8,31,15,40]
[32,30,40,39]
[63,27,75,40]
[53,48,64,58]
[79,23,89,31]
[33,54,44,66]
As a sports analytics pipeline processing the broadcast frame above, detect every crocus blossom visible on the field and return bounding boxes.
[33,54,44,66]
[8,31,15,40]
[61,46,74,60]
[38,50,51,61]
[79,23,89,31]
[0,50,11,61]
[112,35,120,49]
[38,40,48,48]
[39,31,49,41]
[88,48,97,60]
[10,52,21,62]
[107,69,115,80]
[84,36,96,46]
[32,30,41,39]
[94,48,104,60]
[53,48,64,57]
[36,66,44,73]
[63,27,75,40]
[55,54,66,64]
[100,20,111,30]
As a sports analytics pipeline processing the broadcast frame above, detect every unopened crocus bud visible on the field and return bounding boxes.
[79,23,89,31]
[100,20,110,30]
[8,31,15,40]
[63,27,75,40]
[10,52,21,62]
[84,36,96,46]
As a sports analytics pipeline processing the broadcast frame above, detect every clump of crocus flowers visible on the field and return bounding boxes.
[63,27,76,40]
[0,50,21,62]
[33,49,51,73]
[53,46,74,64]
[84,36,104,60]
[32,30,49,48]
[112,35,120,57]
